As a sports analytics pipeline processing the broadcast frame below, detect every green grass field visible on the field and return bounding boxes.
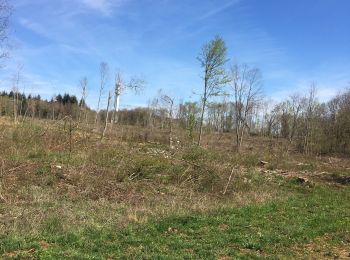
[2,186,349,259]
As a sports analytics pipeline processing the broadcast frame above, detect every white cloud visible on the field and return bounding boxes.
[79,0,122,16]
[196,0,241,21]
[18,18,51,39]
[270,77,348,103]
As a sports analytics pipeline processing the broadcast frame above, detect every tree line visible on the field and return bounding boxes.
[1,80,350,156]
[0,91,85,120]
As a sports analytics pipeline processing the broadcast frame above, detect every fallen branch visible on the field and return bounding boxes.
[223,166,235,195]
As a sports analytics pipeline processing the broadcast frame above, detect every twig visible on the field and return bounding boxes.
[223,166,235,195]
[7,164,27,173]
[0,160,5,203]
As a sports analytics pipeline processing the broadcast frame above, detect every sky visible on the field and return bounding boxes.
[0,0,349,109]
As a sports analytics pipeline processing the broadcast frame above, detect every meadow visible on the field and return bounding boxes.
[0,117,349,259]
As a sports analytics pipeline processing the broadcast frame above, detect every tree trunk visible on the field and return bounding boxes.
[111,94,120,129]
[102,92,112,139]
[235,125,240,151]
[95,95,101,127]
[169,104,173,148]
[239,126,245,151]
[13,93,17,123]
[114,94,120,123]
[197,100,206,146]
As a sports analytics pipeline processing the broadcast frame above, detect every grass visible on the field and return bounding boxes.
[1,186,349,259]
[0,118,349,259]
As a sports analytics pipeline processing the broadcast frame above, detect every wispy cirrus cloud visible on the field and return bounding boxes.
[269,71,349,102]
[196,0,241,21]
[18,18,51,39]
[79,0,124,16]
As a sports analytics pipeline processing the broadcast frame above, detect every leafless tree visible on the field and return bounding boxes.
[230,64,262,151]
[51,94,56,120]
[95,62,109,127]
[147,97,158,129]
[287,94,303,144]
[111,71,122,125]
[111,70,145,126]
[102,90,112,139]
[0,0,11,64]
[264,103,279,137]
[161,94,175,148]
[11,65,22,123]
[79,77,88,124]
[28,95,37,119]
[302,83,318,154]
[197,35,229,145]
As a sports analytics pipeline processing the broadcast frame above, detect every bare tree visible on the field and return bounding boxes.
[111,71,122,125]
[51,94,56,120]
[11,65,22,123]
[95,62,109,127]
[102,90,112,139]
[147,97,158,129]
[161,94,175,148]
[111,70,145,126]
[303,83,318,154]
[28,95,36,119]
[79,77,88,124]
[264,103,279,137]
[230,64,262,151]
[197,35,229,145]
[0,0,11,64]
[289,94,303,143]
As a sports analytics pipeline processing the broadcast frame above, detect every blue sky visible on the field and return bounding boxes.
[1,0,349,108]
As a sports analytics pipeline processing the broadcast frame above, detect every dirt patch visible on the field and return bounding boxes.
[293,234,350,259]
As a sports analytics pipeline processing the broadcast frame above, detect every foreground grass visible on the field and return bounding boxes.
[1,186,349,259]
